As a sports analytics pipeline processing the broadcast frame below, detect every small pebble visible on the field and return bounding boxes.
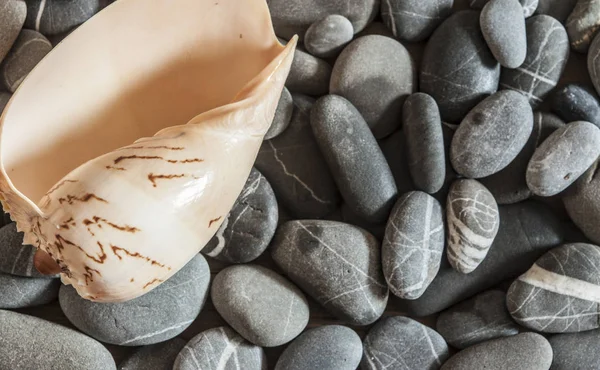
[265,87,293,140]
[548,329,600,370]
[471,0,539,17]
[0,271,60,308]
[304,15,354,58]
[563,160,600,244]
[379,129,415,195]
[535,0,577,22]
[25,0,101,36]
[285,48,331,95]
[119,338,186,370]
[1,29,52,93]
[481,0,527,68]
[381,0,454,42]
[551,84,600,127]
[589,33,600,95]
[566,0,600,53]
[0,0,26,63]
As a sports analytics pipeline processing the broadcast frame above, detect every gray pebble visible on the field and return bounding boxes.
[119,338,186,370]
[472,0,539,17]
[304,15,354,58]
[0,271,59,308]
[265,87,293,140]
[0,29,52,92]
[481,0,527,68]
[285,48,331,95]
[0,0,26,63]
[381,0,454,42]
[275,325,362,370]
[0,223,50,277]
[330,35,416,138]
[211,265,309,347]
[379,129,415,195]
[0,91,10,114]
[60,254,210,346]
[551,84,600,127]
[566,0,600,53]
[25,0,100,36]
[548,329,600,370]
[535,0,577,22]
[588,33,600,96]
[271,220,388,326]
[563,160,600,244]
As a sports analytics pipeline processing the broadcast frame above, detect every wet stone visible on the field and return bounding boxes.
[381,0,454,42]
[304,15,354,58]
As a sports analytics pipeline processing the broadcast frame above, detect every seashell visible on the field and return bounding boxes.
[0,0,296,302]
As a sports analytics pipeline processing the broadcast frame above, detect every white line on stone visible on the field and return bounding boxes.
[206,214,230,257]
[118,320,194,345]
[518,264,600,303]
[35,0,47,32]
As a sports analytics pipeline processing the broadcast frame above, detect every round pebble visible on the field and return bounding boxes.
[0,0,26,63]
[286,48,331,96]
[1,29,52,93]
[548,329,600,370]
[563,160,600,244]
[25,0,101,36]
[119,338,186,370]
[481,0,527,68]
[265,87,293,140]
[381,0,454,42]
[0,223,54,277]
[304,15,354,58]
[588,33,600,96]
[0,271,60,308]
[551,84,600,127]
[566,0,600,53]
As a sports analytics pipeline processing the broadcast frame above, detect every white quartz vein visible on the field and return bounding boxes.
[518,263,600,302]
[118,319,194,345]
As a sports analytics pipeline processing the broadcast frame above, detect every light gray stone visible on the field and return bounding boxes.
[564,159,600,244]
[304,15,354,58]
[381,0,454,42]
[119,338,186,370]
[286,48,331,95]
[481,0,527,68]
[0,29,52,92]
[265,87,293,140]
[0,271,60,308]
[0,0,26,63]
[24,0,100,36]
[566,0,600,53]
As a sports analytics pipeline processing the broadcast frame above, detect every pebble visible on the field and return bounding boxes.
[589,33,600,96]
[403,93,446,194]
[255,94,340,218]
[382,191,444,300]
[0,0,26,63]
[420,10,500,123]
[275,325,362,370]
[471,0,539,17]
[119,338,186,370]
[0,310,116,370]
[330,35,415,138]
[60,254,210,346]
[379,129,415,195]
[285,48,331,96]
[265,87,293,140]
[381,0,454,42]
[551,84,600,127]
[566,0,600,53]
[304,15,354,58]
[24,0,100,36]
[563,160,600,244]
[548,329,600,370]
[311,95,397,223]
[211,265,309,347]
[440,333,552,370]
[0,91,10,114]
[0,29,52,93]
[526,121,600,196]
[508,243,600,332]
[436,290,519,349]
[0,271,60,308]
[481,0,527,68]
[201,168,277,263]
[271,220,388,326]
[174,327,265,370]
[450,90,534,179]
[0,223,49,277]
[500,15,569,107]
[362,316,449,370]
[447,179,500,274]
[535,0,577,22]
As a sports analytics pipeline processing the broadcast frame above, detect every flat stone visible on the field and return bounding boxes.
[362,316,449,370]
[275,325,362,370]
[0,223,51,277]
[311,95,397,223]
[471,0,539,17]
[481,0,527,68]
[500,15,569,107]
[535,0,577,22]
[551,84,600,127]
[436,290,519,349]
[548,329,600,370]
[381,0,454,42]
[508,243,600,332]
[255,94,340,218]
[201,168,278,263]
[0,310,116,370]
[212,265,309,347]
[330,35,415,138]
[286,48,331,96]
[451,90,533,178]
[566,0,600,53]
[0,271,60,308]
[24,0,101,36]
[304,15,354,58]
[60,254,210,346]
[589,33,600,96]
[563,160,600,244]
[0,0,26,63]
[174,327,265,370]
[382,191,444,300]
[440,333,552,370]
[265,87,293,140]
[0,92,10,115]
[271,220,388,326]
[119,338,186,370]
[379,129,415,195]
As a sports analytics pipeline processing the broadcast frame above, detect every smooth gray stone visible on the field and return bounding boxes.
[361,316,449,370]
[255,94,340,219]
[563,160,600,244]
[0,29,52,92]
[0,271,60,308]
[330,35,416,138]
[0,223,51,277]
[551,84,600,127]
[60,254,210,346]
[381,0,454,42]
[201,168,277,263]
[471,0,539,17]
[174,327,265,370]
[403,93,446,194]
[24,0,100,36]
[548,329,600,370]
[311,95,397,223]
[212,265,309,347]
[119,338,186,370]
[535,0,577,22]
[500,15,569,107]
[286,48,331,96]
[588,33,600,97]
[383,191,444,300]
[271,220,388,326]
[481,0,527,68]
[436,290,519,349]
[0,310,116,370]
[304,15,353,58]
[451,90,533,179]
[0,0,26,63]
[566,0,600,53]
[508,243,600,332]
[441,333,552,370]
[265,87,293,140]
[379,129,415,195]
[0,91,10,115]
[527,121,600,196]
[396,201,564,316]
[275,325,362,370]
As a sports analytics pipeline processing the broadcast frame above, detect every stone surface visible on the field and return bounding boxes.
[330,35,415,138]
[119,338,186,370]
[527,121,600,196]
[471,0,539,17]
[589,33,600,96]
[265,87,293,140]
[271,220,388,325]
[275,325,362,370]
[379,129,415,195]
[362,316,449,370]
[255,94,340,218]
[0,222,53,277]
[481,0,527,68]
[440,333,553,370]
[436,290,519,349]
[0,271,60,308]
[311,95,397,223]
[304,15,353,58]
[25,0,100,35]
[286,48,331,96]
[60,254,210,346]
[201,168,277,263]
[0,0,26,63]
[0,91,10,114]
[566,0,600,53]
[403,93,446,194]
[564,160,600,244]
[421,10,500,123]
[212,265,309,347]
[548,329,600,370]
[508,243,600,332]
[535,0,577,22]
[382,191,444,300]
[451,90,533,179]
[381,0,454,42]
[174,327,265,370]
[551,84,600,127]
[339,202,387,241]
[500,15,569,107]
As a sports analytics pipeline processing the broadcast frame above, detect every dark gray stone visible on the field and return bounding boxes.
[0,271,60,308]
[330,35,415,138]
[433,124,460,203]
[119,338,186,370]
[60,254,210,346]
[379,129,415,195]
[564,160,600,244]
[451,90,533,178]
[271,220,388,325]
[25,0,100,36]
[362,316,449,370]
[535,0,577,22]
[548,329,600,370]
[381,0,454,42]
[275,325,362,370]
[311,95,397,223]
[0,0,26,63]
[304,15,354,58]
[551,84,600,127]
[0,223,59,278]
[0,91,10,114]
[589,33,600,96]
[471,0,539,17]
[481,0,527,68]
[566,0,600,53]
[265,87,293,140]
[339,203,386,241]
[286,48,331,96]
[0,29,52,92]
[211,265,309,347]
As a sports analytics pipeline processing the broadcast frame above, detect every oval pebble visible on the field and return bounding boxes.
[285,48,331,96]
[119,338,186,370]
[566,0,600,53]
[381,0,454,42]
[563,160,600,244]
[551,84,600,127]
[0,0,26,62]
[25,0,101,36]
[304,15,353,58]
[265,87,293,140]
[0,223,55,277]
[548,329,600,370]
[481,0,527,68]
[590,33,600,96]
[0,271,60,308]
